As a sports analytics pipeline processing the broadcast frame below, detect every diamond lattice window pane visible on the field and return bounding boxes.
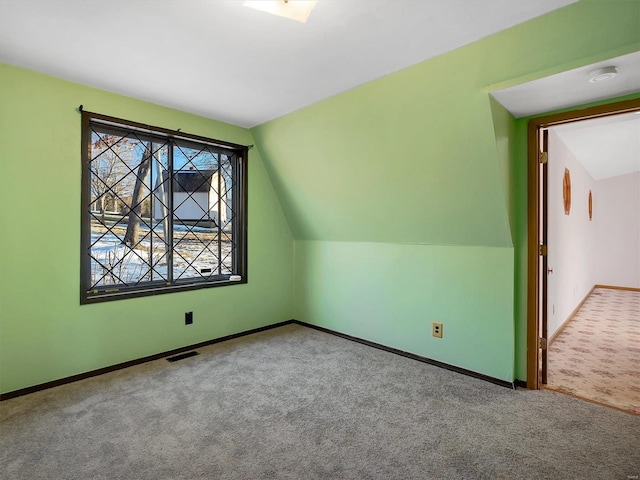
[83,115,245,301]
[88,133,168,288]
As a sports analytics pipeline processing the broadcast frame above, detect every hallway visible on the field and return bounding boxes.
[547,287,640,414]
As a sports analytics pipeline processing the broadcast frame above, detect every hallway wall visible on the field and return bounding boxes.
[595,171,640,288]
[547,130,598,337]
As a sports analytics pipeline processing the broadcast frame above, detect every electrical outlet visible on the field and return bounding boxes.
[432,322,443,338]
[185,312,193,325]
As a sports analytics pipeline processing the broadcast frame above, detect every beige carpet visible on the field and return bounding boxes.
[547,287,640,414]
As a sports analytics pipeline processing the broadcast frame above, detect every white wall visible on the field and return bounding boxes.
[595,171,640,288]
[548,131,598,337]
[173,192,209,221]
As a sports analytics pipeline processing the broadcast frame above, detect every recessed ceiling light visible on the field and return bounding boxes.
[588,66,618,83]
[243,1,318,24]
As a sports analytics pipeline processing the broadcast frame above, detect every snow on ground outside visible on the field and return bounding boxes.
[90,227,232,287]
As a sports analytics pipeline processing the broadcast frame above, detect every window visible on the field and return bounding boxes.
[81,111,247,303]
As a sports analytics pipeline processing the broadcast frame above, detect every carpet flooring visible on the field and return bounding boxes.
[1,324,639,479]
[548,287,640,414]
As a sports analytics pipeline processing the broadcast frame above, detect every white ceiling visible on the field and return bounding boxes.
[491,51,640,181]
[0,0,577,128]
[491,51,640,119]
[551,112,640,181]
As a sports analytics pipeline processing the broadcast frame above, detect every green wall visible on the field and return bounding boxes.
[490,97,517,245]
[253,0,640,382]
[2,0,639,394]
[0,64,294,395]
[252,54,512,247]
[295,242,514,381]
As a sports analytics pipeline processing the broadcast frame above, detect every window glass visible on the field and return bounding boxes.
[82,112,247,303]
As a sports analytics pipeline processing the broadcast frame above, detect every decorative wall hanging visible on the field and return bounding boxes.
[588,190,593,221]
[563,168,571,215]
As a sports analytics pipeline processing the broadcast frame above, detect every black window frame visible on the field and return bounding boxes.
[80,111,248,304]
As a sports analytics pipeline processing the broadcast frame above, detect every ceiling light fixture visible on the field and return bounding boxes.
[588,66,618,83]
[243,0,318,24]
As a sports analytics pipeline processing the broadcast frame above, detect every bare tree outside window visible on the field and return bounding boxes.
[81,112,247,303]
[123,144,152,247]
[90,134,135,221]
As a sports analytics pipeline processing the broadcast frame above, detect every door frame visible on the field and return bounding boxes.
[526,97,640,390]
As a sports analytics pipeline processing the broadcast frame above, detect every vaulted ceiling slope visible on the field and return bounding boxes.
[252,1,640,246]
[0,0,575,128]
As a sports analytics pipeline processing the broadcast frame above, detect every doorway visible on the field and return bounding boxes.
[526,98,640,400]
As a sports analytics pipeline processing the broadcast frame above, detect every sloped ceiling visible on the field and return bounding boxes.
[252,49,514,246]
[252,1,640,246]
[0,0,576,128]
[1,1,637,248]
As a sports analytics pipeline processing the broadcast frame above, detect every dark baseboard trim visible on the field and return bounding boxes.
[514,379,527,388]
[2,318,516,400]
[0,320,296,401]
[292,320,516,389]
